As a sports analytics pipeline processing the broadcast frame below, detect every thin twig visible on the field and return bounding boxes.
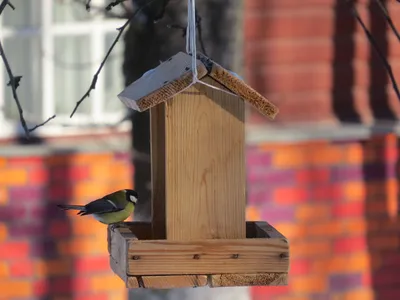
[167,11,207,55]
[105,0,127,11]
[85,0,91,11]
[350,2,400,101]
[70,0,156,118]
[28,115,56,132]
[374,0,400,41]
[0,0,55,137]
[0,0,14,12]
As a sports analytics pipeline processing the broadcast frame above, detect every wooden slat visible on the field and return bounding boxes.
[108,228,131,282]
[140,275,208,289]
[209,273,288,287]
[118,52,208,112]
[165,77,246,241]
[197,53,278,120]
[127,276,139,288]
[150,105,167,239]
[127,238,289,276]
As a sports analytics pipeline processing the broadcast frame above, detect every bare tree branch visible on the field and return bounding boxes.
[85,0,91,11]
[350,1,400,101]
[0,0,55,138]
[105,0,128,11]
[70,0,157,118]
[374,0,400,41]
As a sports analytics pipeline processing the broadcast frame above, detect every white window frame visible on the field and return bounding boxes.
[0,0,131,139]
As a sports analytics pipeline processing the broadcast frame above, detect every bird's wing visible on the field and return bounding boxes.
[81,198,124,216]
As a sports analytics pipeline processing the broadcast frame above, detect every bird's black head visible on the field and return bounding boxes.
[125,189,138,205]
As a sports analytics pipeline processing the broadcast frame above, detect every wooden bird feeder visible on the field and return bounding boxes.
[108,52,289,289]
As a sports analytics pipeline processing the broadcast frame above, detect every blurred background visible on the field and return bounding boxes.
[0,0,400,299]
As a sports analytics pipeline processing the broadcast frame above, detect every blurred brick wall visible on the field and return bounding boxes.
[0,151,132,300]
[247,134,400,299]
[244,0,400,124]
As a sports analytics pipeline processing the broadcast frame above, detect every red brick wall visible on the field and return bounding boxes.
[244,0,400,125]
[0,151,132,299]
[247,134,400,299]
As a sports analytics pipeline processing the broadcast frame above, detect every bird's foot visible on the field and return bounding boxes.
[109,222,128,232]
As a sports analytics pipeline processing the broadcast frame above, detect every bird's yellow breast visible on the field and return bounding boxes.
[93,202,134,224]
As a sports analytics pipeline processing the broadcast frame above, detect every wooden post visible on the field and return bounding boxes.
[164,77,246,241]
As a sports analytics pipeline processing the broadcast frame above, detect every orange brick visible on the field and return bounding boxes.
[0,187,8,205]
[309,147,343,166]
[0,169,27,185]
[291,275,327,293]
[0,157,6,168]
[344,144,364,165]
[387,179,398,219]
[58,237,107,256]
[313,253,370,273]
[272,150,307,167]
[246,206,261,221]
[274,187,309,204]
[342,219,367,235]
[35,259,72,277]
[73,182,112,200]
[90,274,125,291]
[306,221,342,237]
[334,288,375,300]
[275,223,301,240]
[0,223,7,241]
[291,241,331,258]
[71,153,113,165]
[0,281,32,298]
[72,218,105,236]
[10,260,34,277]
[343,181,365,201]
[296,204,331,222]
[109,291,126,300]
[0,262,8,277]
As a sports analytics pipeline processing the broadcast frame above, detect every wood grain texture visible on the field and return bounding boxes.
[127,237,289,276]
[150,105,167,239]
[197,52,278,119]
[165,77,246,241]
[209,273,288,287]
[140,275,208,289]
[108,228,131,282]
[118,52,208,112]
[127,276,139,288]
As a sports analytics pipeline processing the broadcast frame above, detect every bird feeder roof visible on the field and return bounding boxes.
[118,52,278,119]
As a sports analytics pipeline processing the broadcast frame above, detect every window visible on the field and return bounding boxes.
[0,0,129,137]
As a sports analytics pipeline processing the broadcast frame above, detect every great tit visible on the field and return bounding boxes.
[57,189,138,231]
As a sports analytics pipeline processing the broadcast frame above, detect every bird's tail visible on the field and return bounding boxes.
[57,204,85,211]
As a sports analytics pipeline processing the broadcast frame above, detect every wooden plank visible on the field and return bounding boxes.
[140,275,208,289]
[118,52,208,112]
[108,228,131,282]
[197,53,278,120]
[165,77,246,241]
[127,238,289,275]
[209,273,288,287]
[150,105,167,240]
[255,222,288,243]
[127,276,139,288]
